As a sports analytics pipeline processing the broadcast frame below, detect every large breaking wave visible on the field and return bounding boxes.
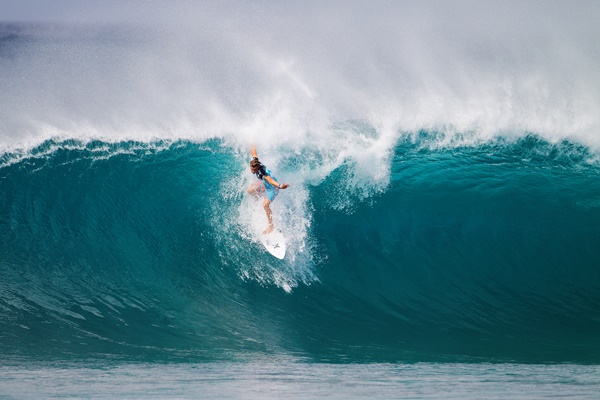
[1,135,599,363]
[1,3,600,362]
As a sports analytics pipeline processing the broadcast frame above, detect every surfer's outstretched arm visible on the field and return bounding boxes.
[265,175,289,189]
[251,143,258,159]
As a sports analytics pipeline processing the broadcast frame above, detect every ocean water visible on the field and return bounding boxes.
[2,2,600,398]
[2,361,600,399]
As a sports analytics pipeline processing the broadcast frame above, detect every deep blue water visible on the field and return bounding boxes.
[1,136,599,365]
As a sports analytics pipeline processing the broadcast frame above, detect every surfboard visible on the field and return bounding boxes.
[260,228,286,259]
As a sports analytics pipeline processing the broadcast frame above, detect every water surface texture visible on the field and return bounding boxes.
[1,1,600,397]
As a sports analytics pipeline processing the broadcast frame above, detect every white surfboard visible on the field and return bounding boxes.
[260,228,286,259]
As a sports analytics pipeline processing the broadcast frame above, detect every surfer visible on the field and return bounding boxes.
[247,144,289,234]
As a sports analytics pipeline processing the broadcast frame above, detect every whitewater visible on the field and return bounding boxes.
[1,1,600,398]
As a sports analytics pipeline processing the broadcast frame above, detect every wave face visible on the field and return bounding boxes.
[1,136,599,363]
[1,5,600,363]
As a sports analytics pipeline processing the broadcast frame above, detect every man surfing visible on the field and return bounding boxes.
[247,144,290,234]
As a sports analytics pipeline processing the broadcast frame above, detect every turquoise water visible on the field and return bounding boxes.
[2,7,600,397]
[1,137,599,365]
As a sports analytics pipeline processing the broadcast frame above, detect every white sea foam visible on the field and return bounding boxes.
[1,1,599,152]
[212,161,317,290]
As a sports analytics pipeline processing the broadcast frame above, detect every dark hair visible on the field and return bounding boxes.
[250,158,261,169]
[250,158,267,180]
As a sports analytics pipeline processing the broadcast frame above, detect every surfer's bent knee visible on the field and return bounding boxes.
[248,182,262,195]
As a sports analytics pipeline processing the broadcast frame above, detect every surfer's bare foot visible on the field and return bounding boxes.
[263,224,274,235]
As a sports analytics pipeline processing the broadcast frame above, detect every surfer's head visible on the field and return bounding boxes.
[250,158,261,173]
[250,158,267,179]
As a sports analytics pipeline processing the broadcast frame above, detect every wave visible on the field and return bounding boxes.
[2,4,600,362]
[1,135,599,363]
